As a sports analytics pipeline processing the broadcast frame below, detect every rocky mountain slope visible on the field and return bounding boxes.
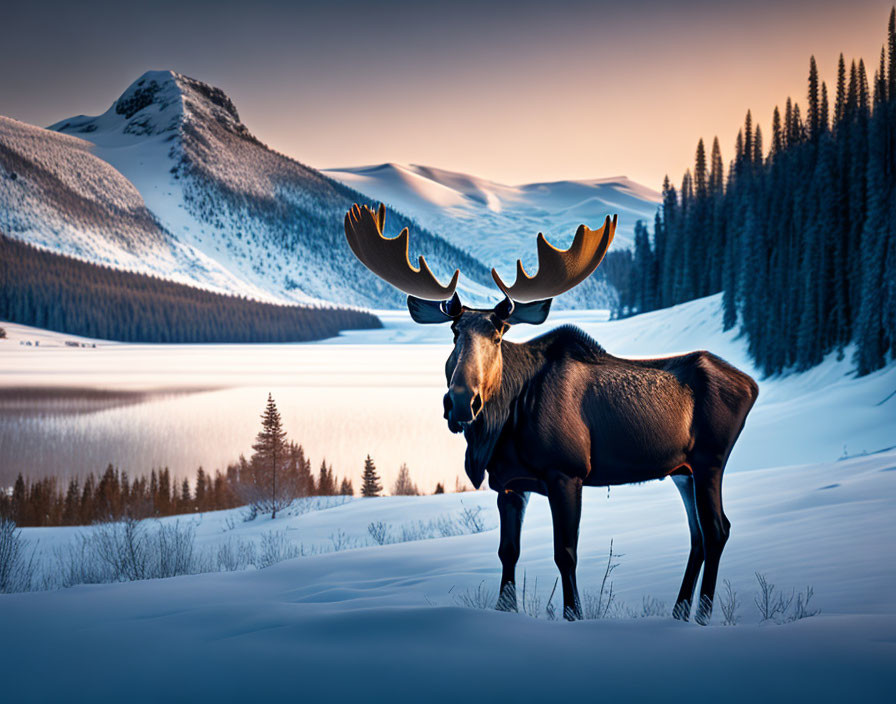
[41,71,490,307]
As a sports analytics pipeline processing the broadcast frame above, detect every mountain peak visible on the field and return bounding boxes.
[50,70,247,141]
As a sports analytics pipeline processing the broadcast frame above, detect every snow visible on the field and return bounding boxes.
[325,162,662,308]
[43,71,492,308]
[46,71,320,305]
[0,115,274,300]
[324,163,660,293]
[2,295,895,700]
[2,450,894,701]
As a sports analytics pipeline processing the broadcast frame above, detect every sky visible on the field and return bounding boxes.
[1,0,892,190]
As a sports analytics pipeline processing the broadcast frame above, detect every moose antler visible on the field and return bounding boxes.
[345,203,459,300]
[491,215,617,302]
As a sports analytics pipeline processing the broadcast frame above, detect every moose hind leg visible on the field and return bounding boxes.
[671,473,704,621]
[546,474,583,621]
[693,469,731,626]
[496,489,529,612]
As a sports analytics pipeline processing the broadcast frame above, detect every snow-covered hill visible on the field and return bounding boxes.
[27,70,489,307]
[2,293,894,700]
[0,116,265,296]
[325,162,661,307]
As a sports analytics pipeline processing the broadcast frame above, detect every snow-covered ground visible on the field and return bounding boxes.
[1,295,894,701]
[2,450,894,701]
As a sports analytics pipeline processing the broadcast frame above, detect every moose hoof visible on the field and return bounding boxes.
[694,596,713,626]
[495,584,518,612]
[672,600,691,622]
[563,606,582,622]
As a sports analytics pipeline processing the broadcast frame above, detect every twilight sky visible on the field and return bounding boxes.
[1,0,891,189]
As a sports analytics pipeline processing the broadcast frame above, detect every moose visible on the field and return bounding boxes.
[345,203,758,624]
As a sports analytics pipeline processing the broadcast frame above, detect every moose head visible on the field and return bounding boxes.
[344,203,616,432]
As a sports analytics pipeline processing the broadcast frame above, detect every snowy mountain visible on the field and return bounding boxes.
[37,71,491,308]
[0,115,263,297]
[1,70,657,310]
[324,163,661,307]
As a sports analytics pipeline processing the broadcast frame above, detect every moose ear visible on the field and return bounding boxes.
[496,298,552,326]
[407,294,461,324]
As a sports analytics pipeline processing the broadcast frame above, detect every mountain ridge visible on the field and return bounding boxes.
[2,70,659,310]
[324,161,661,308]
[44,70,492,308]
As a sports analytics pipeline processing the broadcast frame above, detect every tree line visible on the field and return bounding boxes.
[0,232,381,343]
[614,9,896,376]
[0,394,438,527]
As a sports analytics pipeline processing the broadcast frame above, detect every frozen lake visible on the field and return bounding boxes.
[2,297,894,491]
[1,311,610,491]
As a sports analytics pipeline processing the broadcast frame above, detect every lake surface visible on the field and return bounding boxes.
[0,311,612,492]
[0,349,456,492]
[8,299,885,494]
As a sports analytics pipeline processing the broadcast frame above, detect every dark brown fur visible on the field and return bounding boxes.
[445,314,758,623]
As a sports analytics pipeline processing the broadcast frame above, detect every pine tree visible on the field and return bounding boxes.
[808,56,821,139]
[360,455,382,498]
[317,460,336,495]
[339,477,354,496]
[62,478,80,525]
[195,467,207,512]
[80,474,96,524]
[158,468,171,516]
[835,54,847,127]
[392,464,419,496]
[180,478,192,513]
[291,444,314,496]
[250,393,288,517]
[11,475,26,525]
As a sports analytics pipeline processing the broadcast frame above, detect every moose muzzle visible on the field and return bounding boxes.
[443,384,482,431]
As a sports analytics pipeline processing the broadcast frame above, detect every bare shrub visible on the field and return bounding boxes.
[215,538,257,572]
[256,530,301,569]
[458,504,486,534]
[436,515,463,538]
[398,521,431,542]
[453,581,495,609]
[754,572,820,623]
[754,572,794,622]
[53,539,112,587]
[518,572,544,618]
[628,595,666,618]
[0,518,36,593]
[787,586,820,622]
[582,540,622,620]
[57,518,198,585]
[156,521,196,578]
[329,528,355,552]
[718,578,739,625]
[367,521,391,545]
[92,516,150,581]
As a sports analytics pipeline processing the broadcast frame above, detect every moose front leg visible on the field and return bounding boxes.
[546,473,583,621]
[496,489,529,612]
